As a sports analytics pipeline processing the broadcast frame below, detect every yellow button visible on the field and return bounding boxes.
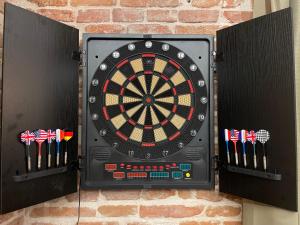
[186,172,191,178]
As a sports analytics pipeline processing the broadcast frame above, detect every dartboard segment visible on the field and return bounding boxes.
[88,40,208,159]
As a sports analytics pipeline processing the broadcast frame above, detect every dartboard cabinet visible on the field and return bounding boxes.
[0,3,297,214]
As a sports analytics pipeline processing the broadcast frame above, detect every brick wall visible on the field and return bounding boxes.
[0,0,252,224]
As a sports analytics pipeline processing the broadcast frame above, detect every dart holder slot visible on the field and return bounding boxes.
[223,165,282,181]
[13,166,68,182]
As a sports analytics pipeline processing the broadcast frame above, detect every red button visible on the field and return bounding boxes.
[152,165,157,170]
[113,172,125,179]
[105,164,117,171]
[120,163,125,167]
[172,163,177,167]
[133,166,138,169]
[159,166,164,170]
[146,165,151,170]
[140,165,144,170]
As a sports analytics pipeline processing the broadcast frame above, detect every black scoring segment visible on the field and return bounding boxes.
[88,40,208,159]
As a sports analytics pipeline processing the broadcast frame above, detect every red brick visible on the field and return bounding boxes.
[71,0,116,6]
[113,8,144,22]
[85,24,126,33]
[120,0,147,7]
[223,222,242,225]
[101,190,141,200]
[7,216,24,225]
[30,207,96,217]
[180,221,220,225]
[78,222,119,225]
[65,190,99,202]
[192,0,221,8]
[128,24,172,34]
[205,206,241,217]
[28,0,67,6]
[37,9,74,22]
[148,0,179,7]
[31,223,53,225]
[196,191,223,202]
[127,223,150,225]
[223,0,242,8]
[0,211,16,224]
[223,11,253,23]
[77,9,110,23]
[140,205,204,218]
[179,10,219,23]
[141,189,176,200]
[98,205,137,217]
[175,25,221,35]
[147,10,177,22]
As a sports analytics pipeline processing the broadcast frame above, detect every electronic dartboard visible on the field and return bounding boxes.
[82,35,214,189]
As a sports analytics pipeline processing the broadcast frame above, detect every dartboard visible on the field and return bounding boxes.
[89,40,208,159]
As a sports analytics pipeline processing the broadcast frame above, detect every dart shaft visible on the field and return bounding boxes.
[48,144,51,168]
[254,154,257,169]
[233,142,238,165]
[235,152,239,165]
[48,153,51,168]
[56,142,60,166]
[242,143,246,167]
[64,152,67,165]
[226,142,230,164]
[38,143,42,169]
[227,152,230,164]
[243,153,247,167]
[38,155,41,169]
[263,155,267,171]
[27,156,31,172]
[56,153,60,166]
[26,145,31,172]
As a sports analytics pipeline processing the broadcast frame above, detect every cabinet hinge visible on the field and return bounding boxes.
[211,51,217,73]
[72,49,86,67]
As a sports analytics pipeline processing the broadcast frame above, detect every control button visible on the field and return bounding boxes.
[139,165,145,170]
[172,171,183,179]
[172,163,177,167]
[113,172,125,179]
[185,172,191,178]
[127,172,147,179]
[105,164,117,171]
[150,171,169,179]
[159,166,164,170]
[120,163,125,167]
[146,165,151,170]
[152,165,158,170]
[180,163,192,171]
[133,165,138,170]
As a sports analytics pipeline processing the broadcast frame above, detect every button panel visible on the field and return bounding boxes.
[104,162,192,180]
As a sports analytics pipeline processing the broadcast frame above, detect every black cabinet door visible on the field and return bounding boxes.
[217,8,297,211]
[0,3,79,213]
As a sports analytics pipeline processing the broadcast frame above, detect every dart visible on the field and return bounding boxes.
[230,129,240,165]
[224,129,231,164]
[55,129,64,167]
[46,129,56,168]
[20,130,35,172]
[256,129,270,171]
[246,130,257,169]
[63,129,74,165]
[34,129,47,169]
[240,130,247,167]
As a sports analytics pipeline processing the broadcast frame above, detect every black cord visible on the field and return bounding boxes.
[76,171,81,225]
